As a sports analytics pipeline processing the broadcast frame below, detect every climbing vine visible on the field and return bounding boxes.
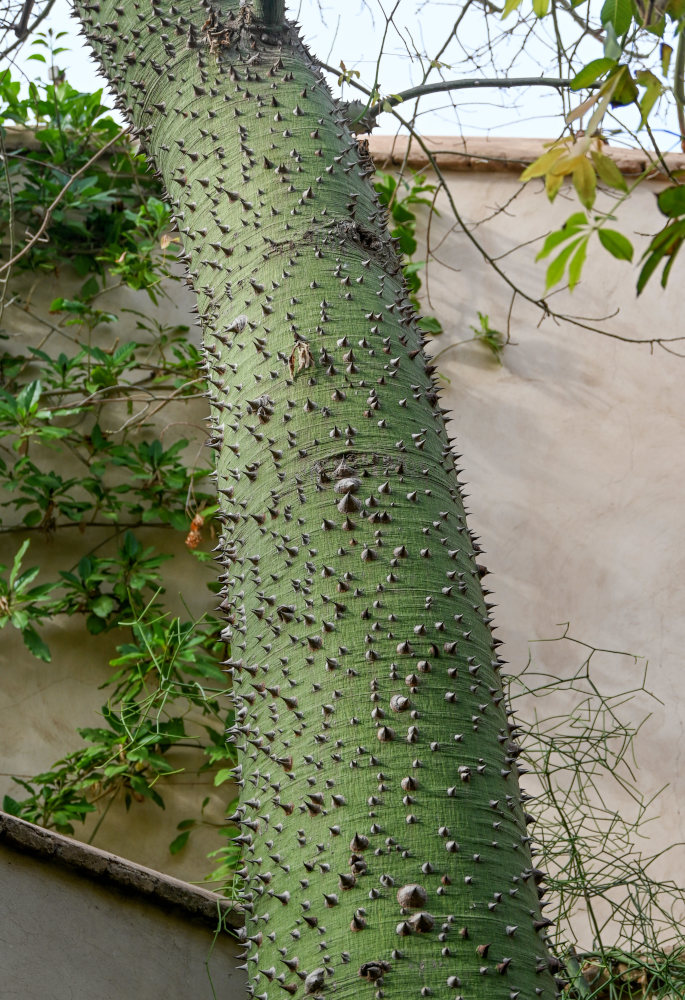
[0,48,238,886]
[0,49,448,891]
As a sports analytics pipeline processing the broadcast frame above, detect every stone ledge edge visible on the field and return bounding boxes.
[0,811,244,930]
[4,125,684,175]
[368,135,685,176]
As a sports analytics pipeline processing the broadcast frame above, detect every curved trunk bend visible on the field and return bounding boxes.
[73,2,557,998]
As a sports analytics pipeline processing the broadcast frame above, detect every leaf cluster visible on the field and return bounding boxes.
[511,5,685,294]
[374,169,445,335]
[0,50,450,892]
[0,52,237,889]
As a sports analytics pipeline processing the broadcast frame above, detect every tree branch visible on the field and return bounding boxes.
[0,0,55,61]
[251,0,285,26]
[327,70,594,132]
[0,128,127,275]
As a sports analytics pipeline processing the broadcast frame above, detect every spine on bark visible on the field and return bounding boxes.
[72,1,558,997]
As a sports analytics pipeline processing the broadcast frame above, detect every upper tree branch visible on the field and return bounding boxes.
[322,67,592,132]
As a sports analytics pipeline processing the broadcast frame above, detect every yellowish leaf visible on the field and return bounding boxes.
[550,153,586,177]
[565,93,600,125]
[572,157,597,209]
[545,170,565,201]
[520,146,565,181]
[590,150,628,191]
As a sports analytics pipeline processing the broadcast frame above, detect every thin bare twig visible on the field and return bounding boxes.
[0,128,127,275]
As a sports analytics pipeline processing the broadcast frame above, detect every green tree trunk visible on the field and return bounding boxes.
[73,2,557,997]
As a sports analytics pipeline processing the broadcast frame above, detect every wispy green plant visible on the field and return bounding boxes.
[510,628,685,999]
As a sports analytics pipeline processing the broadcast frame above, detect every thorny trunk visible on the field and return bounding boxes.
[73,1,557,998]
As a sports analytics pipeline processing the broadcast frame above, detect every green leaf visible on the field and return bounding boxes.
[9,540,31,588]
[568,237,589,290]
[2,795,22,816]
[667,0,685,16]
[22,626,51,662]
[636,70,663,127]
[603,22,622,59]
[169,831,191,854]
[598,228,634,261]
[601,0,633,34]
[609,66,639,106]
[570,58,616,90]
[417,315,443,335]
[659,245,681,287]
[637,221,685,293]
[80,275,100,300]
[214,768,235,786]
[520,146,565,181]
[91,595,116,619]
[501,0,523,16]
[532,0,550,15]
[637,250,665,294]
[536,216,587,260]
[661,43,673,76]
[18,380,42,415]
[646,14,665,35]
[657,185,685,218]
[13,566,40,593]
[546,239,581,289]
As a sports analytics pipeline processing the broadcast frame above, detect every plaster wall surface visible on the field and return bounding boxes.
[1,141,683,900]
[0,842,243,999]
[417,162,685,880]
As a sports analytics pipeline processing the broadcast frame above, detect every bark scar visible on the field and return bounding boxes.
[289,341,314,378]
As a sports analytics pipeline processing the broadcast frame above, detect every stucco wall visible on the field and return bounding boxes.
[415,158,685,878]
[0,836,243,999]
[1,138,683,896]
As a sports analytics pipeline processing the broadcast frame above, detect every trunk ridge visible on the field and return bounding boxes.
[72,2,558,998]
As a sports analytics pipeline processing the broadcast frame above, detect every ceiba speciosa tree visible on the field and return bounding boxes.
[72,1,558,998]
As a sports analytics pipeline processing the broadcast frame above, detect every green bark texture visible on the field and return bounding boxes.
[72,2,558,998]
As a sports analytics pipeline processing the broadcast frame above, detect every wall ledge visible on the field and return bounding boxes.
[4,125,684,176]
[0,811,243,930]
[366,134,685,176]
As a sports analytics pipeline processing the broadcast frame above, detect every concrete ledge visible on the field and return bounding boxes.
[367,135,685,176]
[5,125,684,175]
[0,811,243,930]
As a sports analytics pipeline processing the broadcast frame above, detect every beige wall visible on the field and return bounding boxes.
[1,841,243,999]
[0,273,229,883]
[1,147,683,895]
[419,165,685,880]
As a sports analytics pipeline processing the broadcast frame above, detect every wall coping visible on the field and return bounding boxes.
[0,811,244,930]
[367,135,685,176]
[4,125,684,176]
